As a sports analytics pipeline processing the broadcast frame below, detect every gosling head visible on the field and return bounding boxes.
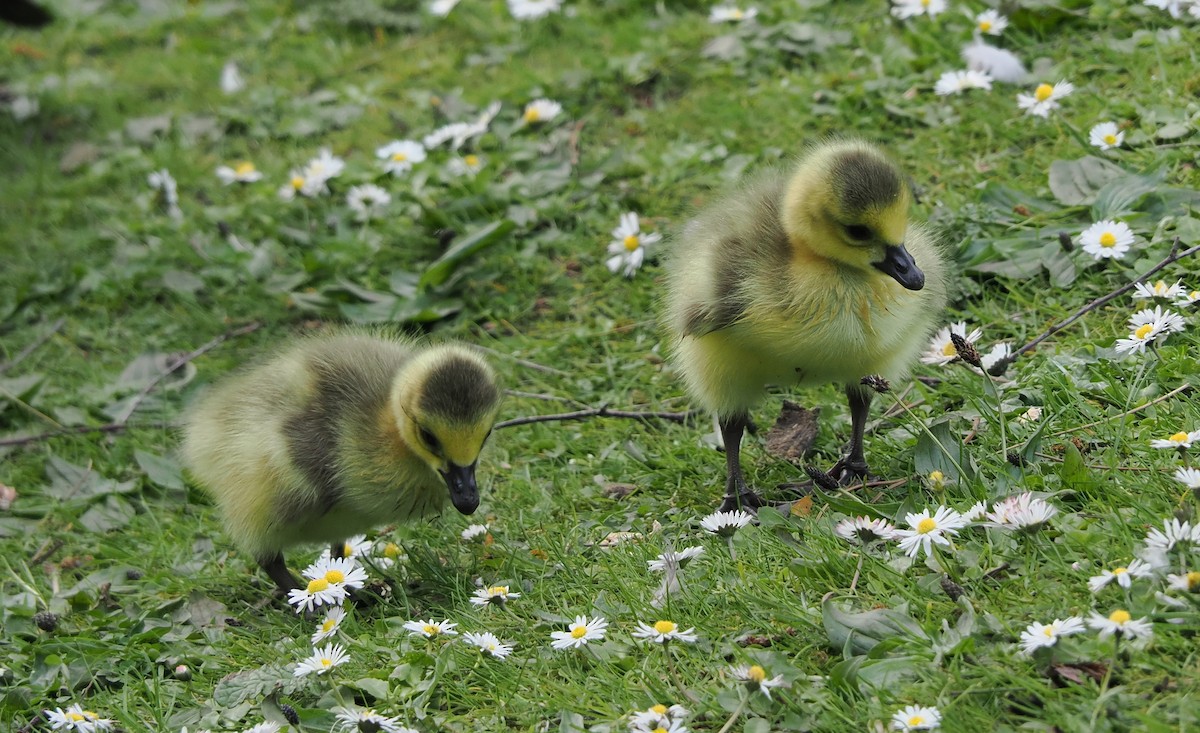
[390,346,503,515]
[781,140,925,291]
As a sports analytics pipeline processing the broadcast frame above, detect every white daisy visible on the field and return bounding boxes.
[1175,288,1200,307]
[974,9,1008,35]
[1090,121,1125,151]
[220,61,245,94]
[890,704,942,731]
[446,153,486,177]
[607,212,662,278]
[1087,609,1153,640]
[216,161,263,185]
[962,500,988,522]
[1017,406,1043,425]
[1150,429,1200,450]
[403,618,459,639]
[462,631,514,659]
[729,664,790,698]
[934,69,992,96]
[1173,467,1200,490]
[9,94,38,121]
[428,0,461,16]
[629,704,689,732]
[311,606,348,644]
[920,322,982,366]
[302,555,368,590]
[709,5,758,23]
[1144,518,1200,553]
[242,724,281,733]
[44,704,114,732]
[984,493,1058,531]
[632,619,699,644]
[507,0,562,20]
[1131,306,1186,335]
[294,643,350,677]
[1018,616,1086,655]
[376,140,427,176]
[302,147,345,189]
[523,98,563,123]
[894,506,968,559]
[961,40,1026,83]
[1133,279,1184,301]
[277,170,309,201]
[891,0,946,19]
[1078,219,1134,260]
[1167,571,1200,593]
[550,614,609,649]
[1088,558,1154,593]
[647,546,706,572]
[461,523,490,541]
[979,342,1011,373]
[333,707,411,733]
[374,541,407,569]
[147,168,181,219]
[1144,0,1191,19]
[287,575,348,613]
[699,509,754,536]
[1017,80,1074,118]
[346,184,391,221]
[470,584,520,607]
[423,102,499,150]
[834,516,898,544]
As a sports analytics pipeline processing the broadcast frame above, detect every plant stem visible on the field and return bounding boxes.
[888,393,969,482]
[715,694,749,733]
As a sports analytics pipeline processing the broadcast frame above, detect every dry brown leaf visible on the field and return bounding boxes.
[764,400,820,465]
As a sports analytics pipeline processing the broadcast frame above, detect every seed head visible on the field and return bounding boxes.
[949,332,982,368]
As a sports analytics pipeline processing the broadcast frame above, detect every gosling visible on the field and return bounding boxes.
[181,333,503,592]
[663,139,950,511]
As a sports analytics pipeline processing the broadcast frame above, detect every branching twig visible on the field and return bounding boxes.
[0,318,65,375]
[1050,383,1192,438]
[0,420,177,448]
[494,405,699,430]
[995,238,1199,373]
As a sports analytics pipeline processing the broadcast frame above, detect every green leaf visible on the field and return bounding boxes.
[135,449,185,491]
[1091,171,1165,220]
[348,677,390,701]
[419,219,516,290]
[213,664,302,707]
[821,597,927,655]
[913,420,965,482]
[1048,156,1126,206]
[744,719,773,733]
[558,710,586,733]
[78,495,135,533]
[43,456,137,502]
[1059,441,1093,491]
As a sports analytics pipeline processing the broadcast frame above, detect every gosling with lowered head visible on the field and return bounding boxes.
[664,139,950,511]
[181,333,503,592]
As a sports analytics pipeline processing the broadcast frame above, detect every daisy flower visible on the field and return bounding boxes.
[1132,306,1186,335]
[962,500,987,522]
[446,153,485,177]
[461,523,490,541]
[890,704,942,731]
[983,493,1058,531]
[607,212,662,278]
[934,69,992,96]
[961,40,1026,83]
[550,614,609,649]
[974,9,1008,35]
[462,631,514,659]
[508,0,562,20]
[1144,518,1200,554]
[632,619,699,644]
[287,575,348,613]
[1167,571,1200,593]
[1176,288,1200,307]
[647,546,706,572]
[1150,429,1200,450]
[302,147,345,188]
[893,506,968,559]
[709,5,758,23]
[294,643,350,677]
[334,707,411,733]
[729,664,790,698]
[1078,219,1134,260]
[1017,80,1074,118]
[979,342,1011,373]
[920,322,982,366]
[891,0,946,20]
[629,704,689,732]
[1133,279,1184,301]
[1088,558,1154,593]
[303,555,368,590]
[834,516,898,544]
[44,704,114,732]
[216,161,263,185]
[242,724,281,733]
[428,0,461,16]
[424,122,473,150]
[312,606,348,644]
[1018,616,1086,655]
[522,98,563,123]
[470,584,520,607]
[403,618,459,639]
[346,184,391,221]
[376,140,427,176]
[278,169,310,201]
[148,168,182,219]
[1174,467,1200,490]
[220,61,245,95]
[1087,609,1153,640]
[9,94,38,121]
[374,541,407,569]
[699,509,754,536]
[1090,121,1125,151]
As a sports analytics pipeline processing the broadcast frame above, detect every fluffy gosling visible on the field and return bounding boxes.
[664,139,950,511]
[181,333,503,593]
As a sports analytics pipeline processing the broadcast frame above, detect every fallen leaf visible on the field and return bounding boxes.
[594,531,643,548]
[790,495,814,517]
[764,401,820,465]
[1050,662,1108,686]
[59,142,101,174]
[602,482,637,499]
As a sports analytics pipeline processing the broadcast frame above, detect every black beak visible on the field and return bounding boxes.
[441,462,479,515]
[873,244,925,291]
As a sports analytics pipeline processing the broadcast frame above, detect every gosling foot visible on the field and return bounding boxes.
[718,489,766,513]
[827,457,870,487]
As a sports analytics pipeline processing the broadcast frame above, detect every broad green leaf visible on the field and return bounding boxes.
[1048,156,1125,206]
[1091,171,1164,220]
[822,597,927,655]
[419,219,516,290]
[913,420,965,482]
[348,677,390,701]
[213,664,303,707]
[135,449,185,491]
[558,710,586,733]
[43,456,137,502]
[78,495,135,533]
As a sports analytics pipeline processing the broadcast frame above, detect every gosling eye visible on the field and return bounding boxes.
[844,224,873,243]
[419,427,442,454]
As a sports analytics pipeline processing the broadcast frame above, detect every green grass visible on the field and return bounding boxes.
[3,1,1200,731]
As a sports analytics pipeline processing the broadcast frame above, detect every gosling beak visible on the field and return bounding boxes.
[441,462,479,515]
[873,243,925,291]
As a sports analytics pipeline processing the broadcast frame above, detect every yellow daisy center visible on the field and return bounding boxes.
[384,542,401,558]
[343,542,355,556]
[324,569,345,584]
[1112,567,1127,575]
[1170,432,1188,443]
[908,715,926,726]
[571,625,588,638]
[464,154,480,167]
[322,618,338,632]
[1186,571,1200,589]
[489,585,508,596]
[306,578,329,593]
[392,152,408,162]
[1189,291,1199,301]
[654,620,677,634]
[1103,134,1118,145]
[731,9,744,18]
[929,470,945,483]
[1134,324,1154,340]
[747,665,766,682]
[423,624,439,635]
[1034,83,1054,102]
[917,518,937,534]
[979,20,992,32]
[1151,281,1166,293]
[920,0,930,6]
[524,108,540,122]
[941,341,957,357]
[235,162,256,175]
[650,704,668,715]
[653,728,668,733]
[320,657,333,667]
[624,234,640,251]
[1109,609,1131,625]
[1042,626,1055,637]
[1099,232,1117,247]
[68,713,86,721]
[291,176,305,190]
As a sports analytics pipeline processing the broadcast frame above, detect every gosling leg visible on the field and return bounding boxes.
[260,552,301,594]
[718,412,765,512]
[829,385,871,484]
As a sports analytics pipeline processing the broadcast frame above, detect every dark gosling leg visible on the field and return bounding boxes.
[718,412,765,512]
[260,552,301,594]
[829,385,872,484]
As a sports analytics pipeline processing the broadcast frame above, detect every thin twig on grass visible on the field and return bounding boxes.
[494,405,699,430]
[1050,383,1192,438]
[0,421,178,448]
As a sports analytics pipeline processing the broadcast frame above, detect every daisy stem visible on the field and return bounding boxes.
[887,393,969,482]
[981,372,1009,466]
[1056,114,1093,154]
[932,546,959,583]
[1090,635,1121,728]
[663,644,700,704]
[715,694,749,733]
[1111,355,1150,461]
[726,535,738,563]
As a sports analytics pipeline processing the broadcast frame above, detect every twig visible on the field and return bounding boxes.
[494,405,699,430]
[504,389,586,406]
[475,345,567,376]
[1050,383,1192,437]
[30,538,65,565]
[995,238,1199,372]
[567,119,586,167]
[0,318,65,375]
[113,322,260,425]
[0,420,177,448]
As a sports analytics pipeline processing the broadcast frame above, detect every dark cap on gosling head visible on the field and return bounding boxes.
[417,352,502,424]
[827,147,906,217]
